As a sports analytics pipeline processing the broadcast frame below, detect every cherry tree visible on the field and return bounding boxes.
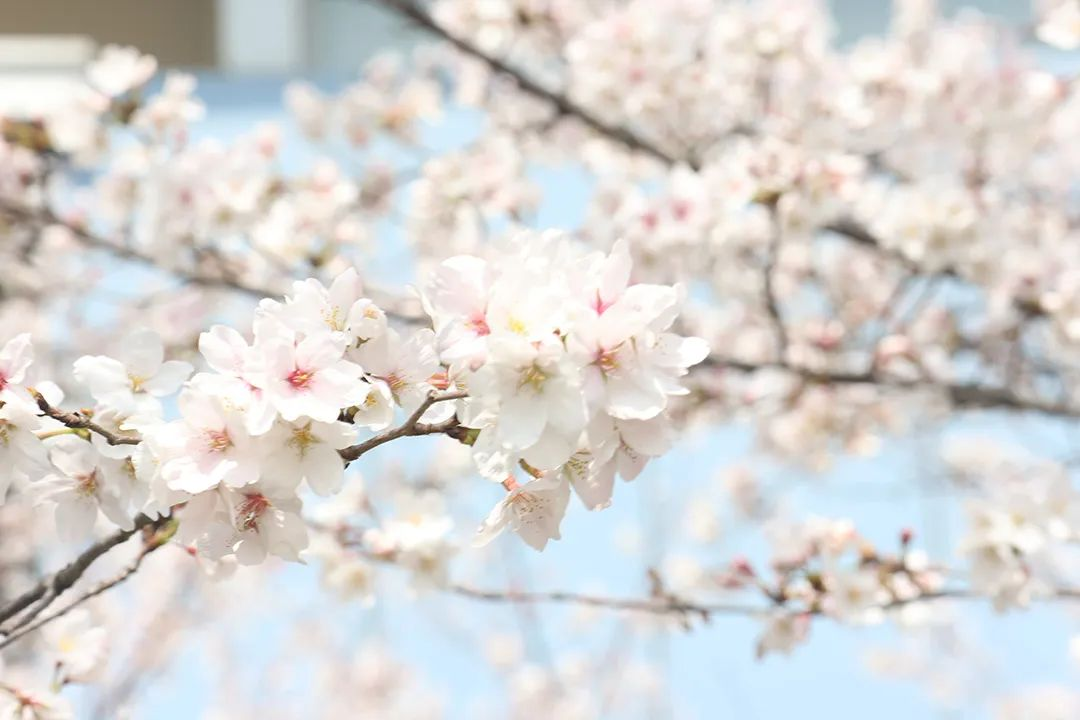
[1,0,1079,716]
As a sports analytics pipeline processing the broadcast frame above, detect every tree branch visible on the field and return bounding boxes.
[448,584,1080,621]
[339,389,468,462]
[0,518,174,651]
[698,355,1080,418]
[0,200,281,301]
[0,515,159,627]
[30,389,141,446]
[365,0,682,167]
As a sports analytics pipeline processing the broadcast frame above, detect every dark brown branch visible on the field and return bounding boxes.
[339,390,468,462]
[30,389,141,446]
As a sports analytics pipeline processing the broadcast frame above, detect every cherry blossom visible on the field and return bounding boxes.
[72,329,192,415]
[34,437,135,542]
[85,45,157,98]
[2,2,1080,713]
[475,476,571,551]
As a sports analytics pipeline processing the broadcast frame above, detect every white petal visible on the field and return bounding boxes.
[121,329,164,378]
[144,360,193,396]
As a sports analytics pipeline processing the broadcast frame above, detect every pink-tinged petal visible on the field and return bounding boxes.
[616,444,649,481]
[245,392,278,436]
[222,457,260,489]
[605,373,666,420]
[73,355,129,398]
[235,534,268,565]
[617,417,673,457]
[596,239,632,309]
[267,513,308,563]
[0,333,33,383]
[329,267,362,307]
[313,420,358,450]
[473,497,512,547]
[143,360,193,396]
[199,325,249,375]
[521,426,577,471]
[296,333,346,370]
[170,457,230,494]
[178,390,225,431]
[654,334,710,369]
[301,448,346,496]
[510,478,570,551]
[496,394,547,450]
[615,284,679,331]
[34,380,65,406]
[424,255,490,318]
[121,329,164,378]
[49,438,98,478]
[569,457,615,511]
[97,489,134,530]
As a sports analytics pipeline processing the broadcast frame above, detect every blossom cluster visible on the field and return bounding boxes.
[0,233,705,563]
[423,234,708,548]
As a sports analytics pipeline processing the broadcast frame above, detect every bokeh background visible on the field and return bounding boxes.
[2,1,1079,718]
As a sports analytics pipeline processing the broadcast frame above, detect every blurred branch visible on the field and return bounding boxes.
[367,0,920,274]
[697,355,1080,418]
[0,200,426,323]
[0,514,160,629]
[448,583,1080,621]
[0,200,281,300]
[30,389,141,446]
[0,519,174,651]
[364,0,682,167]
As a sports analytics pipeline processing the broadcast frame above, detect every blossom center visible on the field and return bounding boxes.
[384,372,408,395]
[594,348,620,374]
[287,368,315,389]
[288,423,316,457]
[236,492,271,532]
[128,373,148,392]
[518,364,548,392]
[507,317,528,336]
[76,470,99,497]
[204,428,232,453]
[467,314,491,336]
[322,306,345,331]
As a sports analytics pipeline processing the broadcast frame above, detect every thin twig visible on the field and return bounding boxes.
[0,515,158,627]
[368,0,910,268]
[30,389,141,446]
[698,355,1080,418]
[339,389,467,462]
[0,521,173,651]
[366,0,681,167]
[763,202,788,358]
[447,584,1080,620]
